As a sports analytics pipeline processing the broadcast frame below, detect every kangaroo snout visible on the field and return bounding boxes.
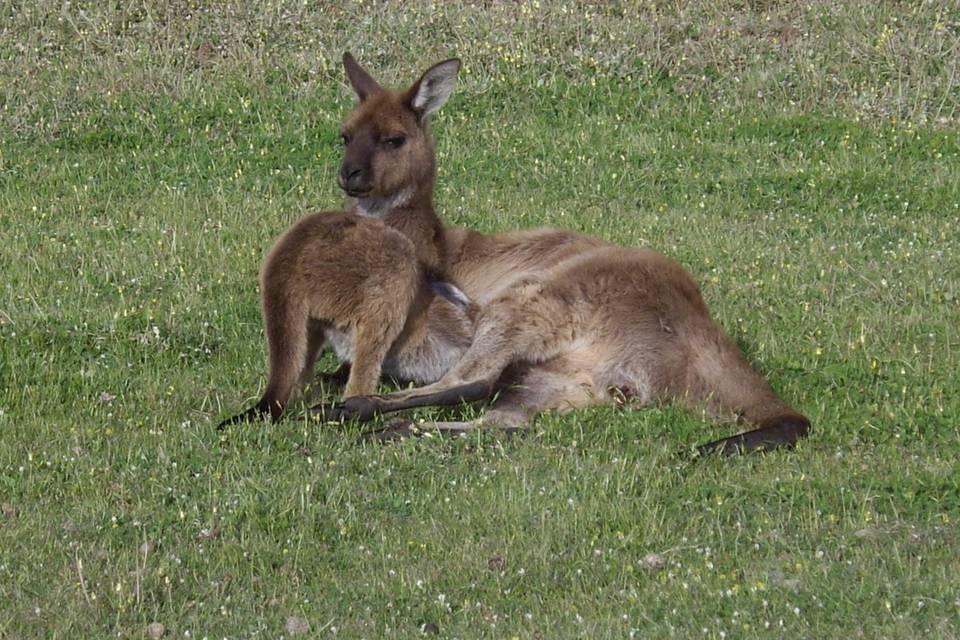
[338,165,370,195]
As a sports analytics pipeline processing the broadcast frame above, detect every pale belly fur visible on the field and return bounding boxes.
[322,325,463,386]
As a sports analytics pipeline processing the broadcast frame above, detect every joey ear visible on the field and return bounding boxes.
[406,58,461,119]
[343,52,382,101]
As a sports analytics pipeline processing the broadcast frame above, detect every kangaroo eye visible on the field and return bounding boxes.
[340,133,351,145]
[384,136,406,149]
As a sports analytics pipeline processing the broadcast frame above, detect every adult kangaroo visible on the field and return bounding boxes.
[318,53,811,455]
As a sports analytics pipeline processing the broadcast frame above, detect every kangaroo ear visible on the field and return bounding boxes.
[343,52,382,101]
[406,58,461,119]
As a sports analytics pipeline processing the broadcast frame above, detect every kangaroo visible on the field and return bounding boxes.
[218,211,476,426]
[309,53,811,455]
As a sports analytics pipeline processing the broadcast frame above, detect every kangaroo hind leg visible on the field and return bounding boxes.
[359,357,597,442]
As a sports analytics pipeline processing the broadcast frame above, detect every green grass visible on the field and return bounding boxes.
[2,2,959,638]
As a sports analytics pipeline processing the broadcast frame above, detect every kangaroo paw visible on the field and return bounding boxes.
[309,395,380,422]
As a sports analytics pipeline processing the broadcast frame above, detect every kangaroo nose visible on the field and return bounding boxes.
[339,166,367,193]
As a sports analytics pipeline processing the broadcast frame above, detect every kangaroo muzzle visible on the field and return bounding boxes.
[338,164,371,196]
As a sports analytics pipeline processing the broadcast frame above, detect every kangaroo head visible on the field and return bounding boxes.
[339,52,460,212]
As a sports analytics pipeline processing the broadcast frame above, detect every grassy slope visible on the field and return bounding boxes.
[1,2,959,638]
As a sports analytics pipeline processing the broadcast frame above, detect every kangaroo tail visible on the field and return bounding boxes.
[219,289,308,428]
[681,321,812,456]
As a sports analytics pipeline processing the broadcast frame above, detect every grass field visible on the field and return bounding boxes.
[2,1,959,638]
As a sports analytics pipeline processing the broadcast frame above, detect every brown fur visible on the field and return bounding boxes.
[218,211,474,426]
[313,54,811,455]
